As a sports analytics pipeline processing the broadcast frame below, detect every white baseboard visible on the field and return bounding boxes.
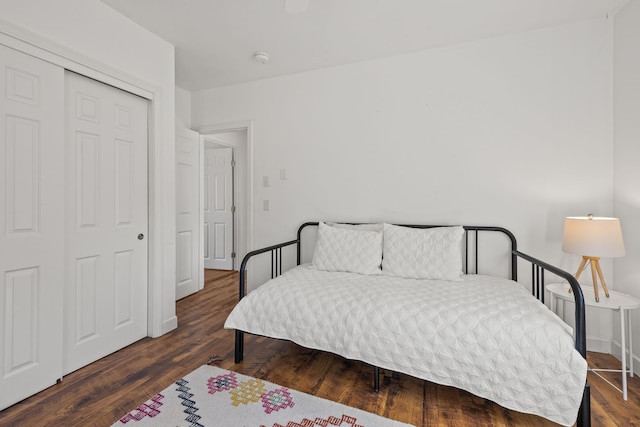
[160,316,178,336]
[587,337,612,354]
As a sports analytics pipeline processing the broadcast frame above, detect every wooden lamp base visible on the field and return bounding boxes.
[574,256,610,302]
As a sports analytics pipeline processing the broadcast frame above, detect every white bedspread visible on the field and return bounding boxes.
[224,265,587,426]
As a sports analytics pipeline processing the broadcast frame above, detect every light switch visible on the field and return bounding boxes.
[263,176,270,187]
[263,200,270,211]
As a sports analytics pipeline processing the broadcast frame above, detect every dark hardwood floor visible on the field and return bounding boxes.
[1,269,639,426]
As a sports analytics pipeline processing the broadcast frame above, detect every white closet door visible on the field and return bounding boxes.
[175,128,201,300]
[64,72,148,375]
[0,45,65,410]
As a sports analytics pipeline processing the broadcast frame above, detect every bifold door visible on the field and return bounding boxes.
[0,44,65,410]
[63,71,149,375]
[0,45,150,411]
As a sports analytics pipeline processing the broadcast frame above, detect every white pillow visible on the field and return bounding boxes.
[311,221,383,275]
[382,224,464,281]
[326,222,384,232]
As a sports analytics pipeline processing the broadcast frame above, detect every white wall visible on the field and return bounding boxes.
[0,0,177,336]
[192,19,616,347]
[192,19,613,260]
[613,0,640,370]
[176,86,192,129]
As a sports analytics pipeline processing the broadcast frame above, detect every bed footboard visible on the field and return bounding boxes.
[513,249,589,427]
[234,238,298,363]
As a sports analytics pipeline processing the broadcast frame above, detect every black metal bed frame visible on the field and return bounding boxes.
[234,222,590,427]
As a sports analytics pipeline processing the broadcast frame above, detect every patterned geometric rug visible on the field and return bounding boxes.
[112,365,414,427]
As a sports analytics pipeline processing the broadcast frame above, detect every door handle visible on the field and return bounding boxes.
[138,233,144,240]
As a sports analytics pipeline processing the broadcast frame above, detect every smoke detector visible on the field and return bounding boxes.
[253,52,270,64]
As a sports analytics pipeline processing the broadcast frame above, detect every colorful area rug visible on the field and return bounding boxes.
[112,365,414,427]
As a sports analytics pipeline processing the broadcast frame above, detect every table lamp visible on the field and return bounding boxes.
[562,215,625,302]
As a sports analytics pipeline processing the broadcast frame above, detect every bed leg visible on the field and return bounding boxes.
[373,366,380,393]
[576,383,591,427]
[234,330,244,363]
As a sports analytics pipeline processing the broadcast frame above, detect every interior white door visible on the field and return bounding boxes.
[0,44,65,410]
[64,71,148,375]
[176,128,201,300]
[203,147,234,270]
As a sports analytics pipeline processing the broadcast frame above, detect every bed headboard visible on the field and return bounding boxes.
[295,222,518,280]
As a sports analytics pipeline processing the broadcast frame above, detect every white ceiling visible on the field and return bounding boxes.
[101,0,628,91]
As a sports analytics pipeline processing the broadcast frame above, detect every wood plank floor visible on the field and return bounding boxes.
[1,269,639,426]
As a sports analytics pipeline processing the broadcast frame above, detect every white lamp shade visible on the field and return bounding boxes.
[562,216,625,258]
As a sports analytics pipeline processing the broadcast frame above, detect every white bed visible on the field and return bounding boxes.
[225,222,590,426]
[225,265,586,426]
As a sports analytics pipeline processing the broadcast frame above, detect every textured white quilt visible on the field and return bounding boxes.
[224,265,587,426]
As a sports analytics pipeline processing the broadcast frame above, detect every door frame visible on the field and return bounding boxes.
[198,122,253,269]
[0,20,177,337]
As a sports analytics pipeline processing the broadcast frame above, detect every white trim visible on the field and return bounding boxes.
[199,137,205,289]
[198,121,254,261]
[203,136,237,148]
[0,18,175,338]
[0,18,153,99]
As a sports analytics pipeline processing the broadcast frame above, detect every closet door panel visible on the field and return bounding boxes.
[64,72,148,375]
[0,44,65,410]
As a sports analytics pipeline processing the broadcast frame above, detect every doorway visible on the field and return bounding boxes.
[201,128,249,270]
[197,123,251,273]
[174,122,250,301]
